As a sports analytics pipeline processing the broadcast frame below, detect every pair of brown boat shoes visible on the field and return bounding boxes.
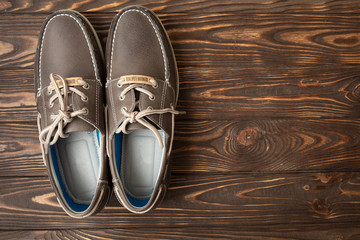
[34,6,180,218]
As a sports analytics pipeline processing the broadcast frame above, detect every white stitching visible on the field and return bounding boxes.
[41,89,47,126]
[159,81,167,127]
[108,80,118,126]
[109,9,168,81]
[96,81,98,125]
[39,13,99,92]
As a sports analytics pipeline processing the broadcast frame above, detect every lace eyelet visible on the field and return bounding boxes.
[121,106,127,112]
[117,81,123,88]
[119,95,125,101]
[147,106,153,110]
[151,80,158,88]
[49,102,54,108]
[47,89,52,95]
[83,108,89,115]
[83,84,90,89]
[82,96,88,102]
[149,95,155,101]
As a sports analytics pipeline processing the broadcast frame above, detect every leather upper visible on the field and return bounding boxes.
[106,6,178,139]
[34,10,109,218]
[35,10,105,135]
[106,6,179,213]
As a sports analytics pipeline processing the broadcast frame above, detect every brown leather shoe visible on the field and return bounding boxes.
[105,6,180,213]
[34,10,110,218]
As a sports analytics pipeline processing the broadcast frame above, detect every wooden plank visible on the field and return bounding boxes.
[1,0,360,14]
[0,121,43,177]
[3,118,360,177]
[1,172,360,230]
[1,13,360,119]
[3,12,360,69]
[1,227,360,240]
[174,118,360,172]
[3,66,360,121]
[0,69,36,122]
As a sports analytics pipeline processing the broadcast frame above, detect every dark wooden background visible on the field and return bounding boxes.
[1,0,360,239]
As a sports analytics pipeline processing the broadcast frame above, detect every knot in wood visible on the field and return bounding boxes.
[333,36,358,45]
[300,78,319,86]
[353,84,360,100]
[237,127,260,146]
[316,172,346,184]
[332,235,344,240]
[311,198,330,216]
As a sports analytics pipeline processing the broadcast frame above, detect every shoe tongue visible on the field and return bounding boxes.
[126,122,148,131]
[64,117,95,133]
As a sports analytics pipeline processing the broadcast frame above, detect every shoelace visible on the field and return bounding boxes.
[38,73,88,153]
[115,80,182,148]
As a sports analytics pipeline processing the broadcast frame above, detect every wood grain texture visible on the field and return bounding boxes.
[1,172,360,231]
[3,118,360,177]
[1,227,360,240]
[1,1,360,238]
[1,0,360,14]
[2,13,360,119]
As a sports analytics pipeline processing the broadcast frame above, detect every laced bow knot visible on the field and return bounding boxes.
[38,73,89,153]
[58,109,73,123]
[128,111,138,123]
[115,78,183,149]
